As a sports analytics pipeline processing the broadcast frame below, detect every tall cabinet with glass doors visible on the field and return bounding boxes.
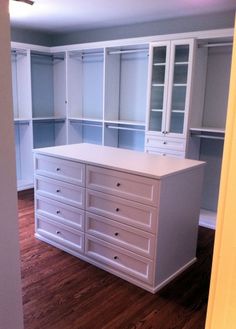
[145,39,195,157]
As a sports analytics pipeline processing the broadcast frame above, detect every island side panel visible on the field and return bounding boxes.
[154,165,204,289]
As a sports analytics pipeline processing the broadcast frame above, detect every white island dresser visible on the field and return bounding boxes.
[34,143,205,293]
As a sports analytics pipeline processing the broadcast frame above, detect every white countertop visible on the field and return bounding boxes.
[34,143,205,179]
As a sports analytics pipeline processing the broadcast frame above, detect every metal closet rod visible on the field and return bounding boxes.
[106,125,144,132]
[31,53,64,61]
[69,51,104,59]
[192,134,224,140]
[199,42,233,48]
[108,48,148,55]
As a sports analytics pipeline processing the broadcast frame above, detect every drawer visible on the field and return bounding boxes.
[35,154,85,186]
[86,165,159,206]
[35,175,85,209]
[85,235,153,284]
[146,147,185,158]
[36,195,84,231]
[145,135,186,152]
[85,212,155,258]
[36,215,84,253]
[86,189,157,232]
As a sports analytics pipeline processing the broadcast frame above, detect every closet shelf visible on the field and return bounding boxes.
[14,118,31,124]
[68,117,103,123]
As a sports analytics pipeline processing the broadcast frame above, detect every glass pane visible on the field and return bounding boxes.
[152,65,165,84]
[170,112,184,133]
[151,86,164,110]
[175,45,189,62]
[153,46,166,64]
[149,111,163,131]
[173,64,188,84]
[171,86,186,111]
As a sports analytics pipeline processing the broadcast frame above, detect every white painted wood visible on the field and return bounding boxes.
[85,212,155,258]
[35,175,85,208]
[36,195,85,231]
[199,208,217,229]
[34,143,204,293]
[36,214,84,253]
[33,143,204,179]
[86,165,159,206]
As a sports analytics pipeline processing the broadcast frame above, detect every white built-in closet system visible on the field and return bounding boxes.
[11,27,233,229]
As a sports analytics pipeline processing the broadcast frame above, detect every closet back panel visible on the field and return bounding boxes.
[53,57,66,117]
[68,122,103,145]
[200,139,224,211]
[203,46,232,128]
[31,55,54,118]
[119,52,148,122]
[118,130,145,151]
[67,55,83,117]
[82,55,104,119]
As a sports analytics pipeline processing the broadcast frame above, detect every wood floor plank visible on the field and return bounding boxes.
[18,189,214,329]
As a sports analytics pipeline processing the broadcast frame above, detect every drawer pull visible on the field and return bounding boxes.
[113,256,119,260]
[114,232,119,236]
[56,167,61,172]
[163,141,167,145]
[115,208,119,212]
[116,182,121,187]
[56,189,61,193]
[56,210,61,214]
[56,230,61,235]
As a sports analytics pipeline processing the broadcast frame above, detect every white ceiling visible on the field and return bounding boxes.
[9,0,236,33]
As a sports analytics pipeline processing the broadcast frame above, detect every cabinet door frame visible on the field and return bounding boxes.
[145,41,171,136]
[165,38,195,138]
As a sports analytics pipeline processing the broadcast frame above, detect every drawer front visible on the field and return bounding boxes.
[36,195,84,231]
[86,165,159,206]
[85,212,155,258]
[86,190,157,232]
[35,154,85,186]
[35,175,85,209]
[145,135,186,152]
[85,235,153,283]
[36,215,84,253]
[146,147,185,158]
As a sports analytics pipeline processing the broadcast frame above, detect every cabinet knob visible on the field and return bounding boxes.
[114,256,118,260]
[56,231,61,235]
[163,141,167,145]
[162,154,166,156]
[56,189,61,193]
[116,182,121,187]
[56,210,61,214]
[115,208,119,212]
[162,131,165,134]
[56,167,61,171]
[114,232,119,236]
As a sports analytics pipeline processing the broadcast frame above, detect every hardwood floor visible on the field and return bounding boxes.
[18,189,215,329]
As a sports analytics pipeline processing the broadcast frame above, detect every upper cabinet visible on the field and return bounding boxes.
[147,39,195,139]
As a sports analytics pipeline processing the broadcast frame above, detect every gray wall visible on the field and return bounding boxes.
[11,10,235,47]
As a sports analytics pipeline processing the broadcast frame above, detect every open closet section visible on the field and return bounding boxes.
[104,44,148,151]
[188,37,233,228]
[11,48,33,191]
[31,51,67,148]
[67,48,104,145]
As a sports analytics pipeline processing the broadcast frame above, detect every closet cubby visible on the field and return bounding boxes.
[104,45,148,151]
[11,48,33,190]
[67,49,104,121]
[31,51,67,148]
[188,40,232,228]
[68,119,103,145]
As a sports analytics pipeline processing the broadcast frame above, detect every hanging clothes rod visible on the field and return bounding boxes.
[31,53,64,61]
[106,125,144,132]
[11,49,27,56]
[70,120,102,127]
[69,52,104,59]
[199,42,233,48]
[192,134,224,140]
[108,48,148,55]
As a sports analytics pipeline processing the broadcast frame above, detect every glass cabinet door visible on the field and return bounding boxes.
[148,44,169,132]
[167,43,191,135]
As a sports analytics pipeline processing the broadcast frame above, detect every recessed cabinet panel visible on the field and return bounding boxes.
[85,235,153,283]
[86,165,159,206]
